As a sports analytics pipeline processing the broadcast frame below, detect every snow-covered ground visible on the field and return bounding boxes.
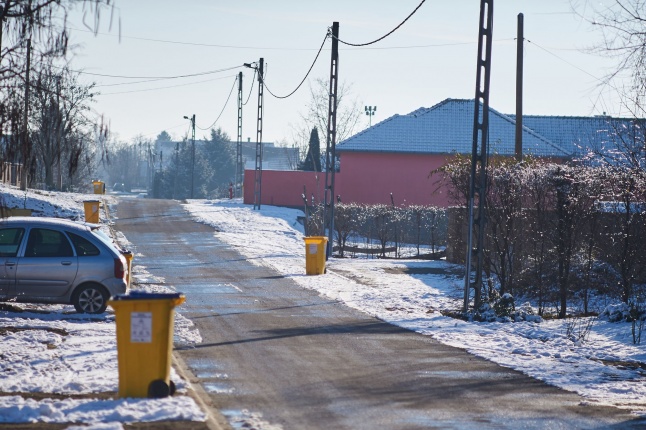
[1,185,645,428]
[0,185,205,428]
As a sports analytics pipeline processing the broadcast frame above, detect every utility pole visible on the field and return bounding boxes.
[515,13,524,162]
[235,71,243,198]
[464,0,494,312]
[173,142,179,199]
[190,115,195,199]
[20,38,31,191]
[324,22,340,258]
[251,58,264,210]
[183,114,196,199]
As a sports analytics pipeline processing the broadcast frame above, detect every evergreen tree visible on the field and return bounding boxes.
[199,128,235,198]
[301,127,321,171]
[156,131,172,143]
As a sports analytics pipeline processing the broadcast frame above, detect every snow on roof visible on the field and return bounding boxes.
[337,98,630,158]
[513,114,643,158]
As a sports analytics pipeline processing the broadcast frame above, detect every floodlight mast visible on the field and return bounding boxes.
[464,0,494,312]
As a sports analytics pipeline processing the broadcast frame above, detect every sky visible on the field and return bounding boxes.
[63,0,627,147]
[0,184,645,428]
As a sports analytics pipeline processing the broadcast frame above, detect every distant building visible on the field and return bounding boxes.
[155,139,299,171]
[239,139,299,171]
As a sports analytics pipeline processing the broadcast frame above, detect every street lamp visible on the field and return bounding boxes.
[183,114,195,199]
[365,105,377,127]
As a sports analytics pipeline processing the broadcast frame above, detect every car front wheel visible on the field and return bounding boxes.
[73,284,108,314]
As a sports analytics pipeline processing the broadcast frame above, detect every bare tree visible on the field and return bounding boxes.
[290,77,362,164]
[0,0,115,189]
[30,61,96,189]
[573,0,646,114]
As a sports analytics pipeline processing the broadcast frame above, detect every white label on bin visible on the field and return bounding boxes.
[308,244,318,254]
[131,312,152,343]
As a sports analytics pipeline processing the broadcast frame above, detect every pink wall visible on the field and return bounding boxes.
[243,152,454,208]
[244,170,327,207]
[336,152,451,207]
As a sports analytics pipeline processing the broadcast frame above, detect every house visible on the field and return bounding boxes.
[155,139,298,172]
[239,139,299,171]
[243,98,642,208]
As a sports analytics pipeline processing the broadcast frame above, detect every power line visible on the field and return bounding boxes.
[98,75,236,95]
[197,76,238,131]
[70,16,488,53]
[243,68,256,106]
[334,0,426,47]
[69,24,501,52]
[68,25,321,51]
[58,64,243,80]
[525,39,637,115]
[95,77,173,87]
[140,121,187,139]
[261,32,329,99]
[527,39,607,85]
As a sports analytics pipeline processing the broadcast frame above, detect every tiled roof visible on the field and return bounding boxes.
[512,114,641,157]
[337,99,600,158]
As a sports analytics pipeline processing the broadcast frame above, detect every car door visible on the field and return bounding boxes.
[15,228,78,298]
[0,227,25,296]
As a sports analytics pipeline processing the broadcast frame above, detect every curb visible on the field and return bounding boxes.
[173,351,232,430]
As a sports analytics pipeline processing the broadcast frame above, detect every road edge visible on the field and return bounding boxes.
[173,351,232,430]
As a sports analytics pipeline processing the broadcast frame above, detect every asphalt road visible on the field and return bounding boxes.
[115,198,646,430]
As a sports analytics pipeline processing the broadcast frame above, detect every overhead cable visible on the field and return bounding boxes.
[243,68,256,106]
[333,0,426,47]
[197,75,238,131]
[526,40,607,85]
[98,75,236,95]
[69,25,319,51]
[60,64,242,80]
[261,32,329,99]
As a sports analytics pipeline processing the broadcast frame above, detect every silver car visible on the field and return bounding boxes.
[0,217,128,313]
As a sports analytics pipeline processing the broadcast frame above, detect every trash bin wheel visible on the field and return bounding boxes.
[148,379,170,398]
[170,380,176,396]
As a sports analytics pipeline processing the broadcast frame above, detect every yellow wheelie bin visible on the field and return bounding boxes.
[108,291,186,398]
[83,200,100,223]
[304,236,328,275]
[121,250,134,288]
[93,180,105,194]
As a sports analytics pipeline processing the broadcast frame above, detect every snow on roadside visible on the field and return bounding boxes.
[185,199,646,414]
[0,184,206,426]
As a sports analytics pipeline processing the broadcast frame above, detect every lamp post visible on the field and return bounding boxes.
[183,114,196,199]
[365,105,377,127]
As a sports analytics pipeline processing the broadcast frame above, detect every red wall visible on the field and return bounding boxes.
[243,152,453,208]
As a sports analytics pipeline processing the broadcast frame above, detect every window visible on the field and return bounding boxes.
[0,228,24,257]
[25,228,74,258]
[67,232,100,257]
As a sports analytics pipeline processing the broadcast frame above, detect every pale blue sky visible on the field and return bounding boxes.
[67,1,624,145]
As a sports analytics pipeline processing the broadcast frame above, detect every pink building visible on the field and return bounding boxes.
[245,99,628,208]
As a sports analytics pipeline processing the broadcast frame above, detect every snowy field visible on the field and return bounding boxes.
[0,185,645,428]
